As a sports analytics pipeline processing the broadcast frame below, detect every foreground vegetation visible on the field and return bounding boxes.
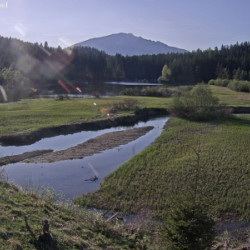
[75,116,250,221]
[0,180,149,249]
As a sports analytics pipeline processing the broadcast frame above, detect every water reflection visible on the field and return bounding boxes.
[3,117,169,198]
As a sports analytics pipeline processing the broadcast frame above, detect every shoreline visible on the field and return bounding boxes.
[0,108,168,146]
[23,126,154,163]
[0,126,154,165]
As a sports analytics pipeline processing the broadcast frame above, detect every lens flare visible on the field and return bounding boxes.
[76,86,82,93]
[0,85,8,102]
[58,80,71,94]
[14,23,27,37]
[87,162,98,177]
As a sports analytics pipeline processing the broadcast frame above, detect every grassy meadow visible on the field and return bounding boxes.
[0,96,171,137]
[0,85,250,248]
[210,85,250,107]
[1,85,250,137]
[75,116,250,221]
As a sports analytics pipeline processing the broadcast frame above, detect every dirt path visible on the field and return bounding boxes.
[23,126,153,163]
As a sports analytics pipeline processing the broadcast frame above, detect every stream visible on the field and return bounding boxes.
[1,116,169,198]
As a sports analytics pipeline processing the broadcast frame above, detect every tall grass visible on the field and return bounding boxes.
[0,180,150,249]
[0,96,172,136]
[75,116,250,221]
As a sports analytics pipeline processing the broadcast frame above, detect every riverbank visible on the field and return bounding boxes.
[0,106,168,146]
[75,115,250,219]
[0,96,171,139]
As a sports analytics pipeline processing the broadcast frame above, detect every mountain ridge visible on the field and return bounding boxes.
[74,33,187,56]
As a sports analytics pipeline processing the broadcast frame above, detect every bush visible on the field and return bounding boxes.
[208,78,250,92]
[164,202,215,250]
[121,86,173,97]
[228,80,250,92]
[208,79,229,87]
[109,98,138,113]
[169,84,229,121]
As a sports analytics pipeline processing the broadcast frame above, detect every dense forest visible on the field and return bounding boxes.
[0,35,250,100]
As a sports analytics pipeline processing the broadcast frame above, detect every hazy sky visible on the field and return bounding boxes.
[0,0,249,51]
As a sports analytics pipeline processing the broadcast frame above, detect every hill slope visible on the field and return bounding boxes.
[74,33,187,56]
[0,181,148,249]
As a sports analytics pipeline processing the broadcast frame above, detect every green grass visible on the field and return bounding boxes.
[0,85,249,137]
[210,85,250,107]
[75,116,250,221]
[0,96,172,136]
[0,180,149,249]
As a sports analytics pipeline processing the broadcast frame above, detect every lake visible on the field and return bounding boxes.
[44,81,163,97]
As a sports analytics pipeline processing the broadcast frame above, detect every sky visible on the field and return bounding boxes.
[0,0,250,51]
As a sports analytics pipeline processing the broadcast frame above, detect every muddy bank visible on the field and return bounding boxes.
[0,108,168,146]
[0,150,52,167]
[23,126,153,163]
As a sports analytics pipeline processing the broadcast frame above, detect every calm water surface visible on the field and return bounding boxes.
[2,117,169,198]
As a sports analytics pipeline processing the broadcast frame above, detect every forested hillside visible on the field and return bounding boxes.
[0,36,250,100]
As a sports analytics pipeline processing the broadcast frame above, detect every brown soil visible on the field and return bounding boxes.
[23,126,154,163]
[0,150,52,166]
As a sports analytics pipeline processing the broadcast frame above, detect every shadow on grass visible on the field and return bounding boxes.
[220,115,250,126]
[24,216,59,250]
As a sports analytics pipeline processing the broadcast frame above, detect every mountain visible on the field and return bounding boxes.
[74,33,187,56]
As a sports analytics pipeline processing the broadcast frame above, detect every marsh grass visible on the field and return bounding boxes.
[75,116,250,221]
[0,96,172,136]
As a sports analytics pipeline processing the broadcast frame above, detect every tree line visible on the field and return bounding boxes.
[0,35,249,100]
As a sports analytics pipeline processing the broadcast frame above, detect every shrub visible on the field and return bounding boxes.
[208,78,250,92]
[169,84,230,121]
[208,79,229,87]
[121,86,173,97]
[109,98,138,113]
[164,202,216,250]
[228,80,250,92]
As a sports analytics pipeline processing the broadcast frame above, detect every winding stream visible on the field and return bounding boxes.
[1,117,169,198]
